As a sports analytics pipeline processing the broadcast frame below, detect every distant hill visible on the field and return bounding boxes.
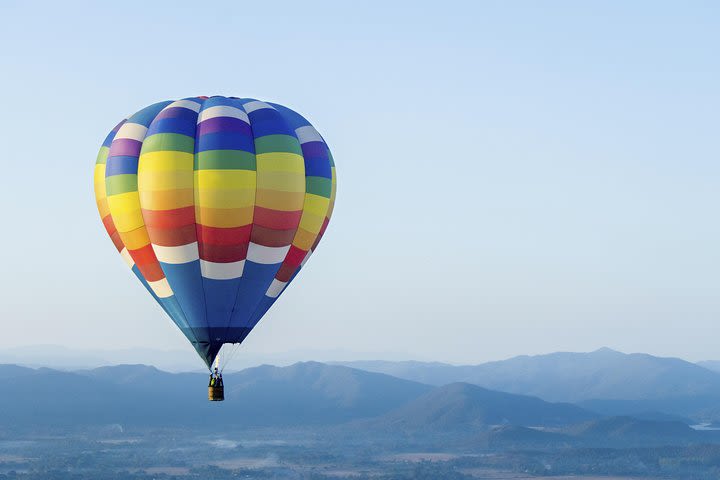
[578,395,720,423]
[697,360,720,373]
[567,416,703,447]
[0,363,596,432]
[480,417,709,450]
[373,382,597,432]
[572,415,694,438]
[1,362,718,449]
[481,425,573,449]
[0,362,432,427]
[0,364,35,379]
[337,348,720,403]
[331,360,475,386]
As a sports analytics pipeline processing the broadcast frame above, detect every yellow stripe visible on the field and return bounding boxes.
[298,211,325,233]
[256,171,305,193]
[255,189,304,211]
[94,164,112,220]
[195,188,255,209]
[194,170,256,190]
[108,191,141,214]
[303,193,331,216]
[109,208,145,232]
[138,151,194,173]
[139,189,194,210]
[107,191,144,232]
[286,188,331,253]
[291,228,316,251]
[327,166,337,219]
[256,152,304,173]
[119,226,151,250]
[96,198,110,218]
[195,206,254,227]
[138,170,194,191]
[93,165,107,199]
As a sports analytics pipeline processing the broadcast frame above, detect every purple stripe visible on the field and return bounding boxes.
[109,138,142,157]
[301,141,328,159]
[111,119,126,132]
[197,117,252,136]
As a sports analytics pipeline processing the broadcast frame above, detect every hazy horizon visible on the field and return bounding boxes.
[1,1,719,367]
[2,343,720,373]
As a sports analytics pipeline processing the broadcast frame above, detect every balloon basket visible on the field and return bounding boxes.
[208,385,224,401]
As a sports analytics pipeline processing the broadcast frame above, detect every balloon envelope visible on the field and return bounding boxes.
[93,97,336,367]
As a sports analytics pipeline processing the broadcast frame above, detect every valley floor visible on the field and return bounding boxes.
[0,426,712,480]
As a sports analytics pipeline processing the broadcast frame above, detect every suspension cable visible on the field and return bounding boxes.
[219,342,242,372]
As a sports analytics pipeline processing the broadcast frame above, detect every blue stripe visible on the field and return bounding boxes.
[271,103,311,131]
[146,116,197,137]
[160,261,208,342]
[229,278,270,328]
[247,296,274,329]
[104,156,138,176]
[247,108,294,138]
[247,266,301,328]
[195,132,255,153]
[202,278,242,329]
[102,128,119,148]
[304,155,332,178]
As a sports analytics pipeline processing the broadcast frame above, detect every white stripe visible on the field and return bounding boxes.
[166,99,202,113]
[295,125,323,144]
[246,243,291,264]
[148,278,173,298]
[300,249,312,267]
[153,243,199,264]
[243,101,275,113]
[266,279,287,298]
[120,248,135,268]
[114,123,147,142]
[198,105,249,124]
[200,260,245,280]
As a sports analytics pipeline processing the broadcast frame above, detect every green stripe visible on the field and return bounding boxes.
[141,133,195,154]
[106,174,137,195]
[96,147,109,165]
[255,134,303,155]
[306,176,332,198]
[195,150,256,170]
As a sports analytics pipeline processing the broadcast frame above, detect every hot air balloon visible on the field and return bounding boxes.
[93,97,336,400]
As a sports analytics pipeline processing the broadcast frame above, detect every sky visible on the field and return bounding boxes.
[0,1,719,366]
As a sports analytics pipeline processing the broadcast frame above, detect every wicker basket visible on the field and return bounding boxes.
[208,385,224,401]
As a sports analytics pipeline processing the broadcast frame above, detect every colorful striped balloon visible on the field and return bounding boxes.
[93,97,337,367]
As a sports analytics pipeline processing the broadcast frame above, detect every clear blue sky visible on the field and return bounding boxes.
[1,1,719,364]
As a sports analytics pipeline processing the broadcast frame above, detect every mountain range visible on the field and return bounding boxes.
[1,362,598,430]
[3,347,720,446]
[0,362,433,428]
[336,348,720,403]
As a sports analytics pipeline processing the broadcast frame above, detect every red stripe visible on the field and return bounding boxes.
[199,243,248,263]
[250,226,296,247]
[129,244,165,282]
[253,207,302,230]
[275,264,298,282]
[101,215,124,252]
[142,207,196,228]
[196,225,252,246]
[147,224,197,247]
[283,245,307,268]
[110,231,124,252]
[311,217,330,252]
[102,214,116,235]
